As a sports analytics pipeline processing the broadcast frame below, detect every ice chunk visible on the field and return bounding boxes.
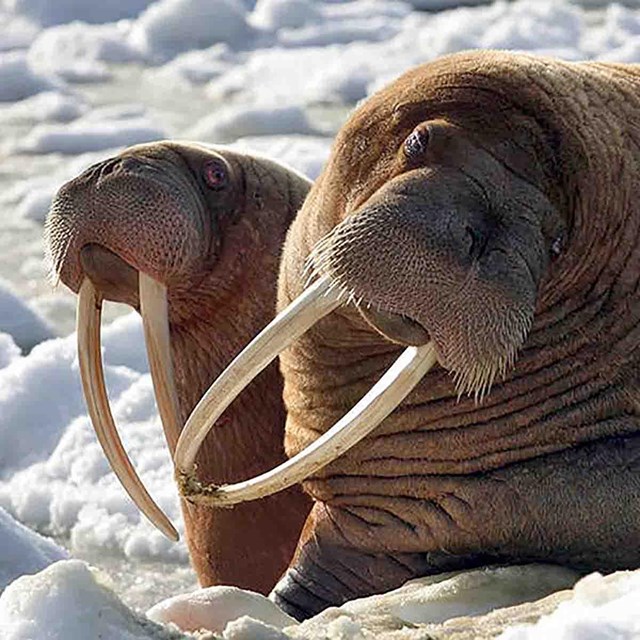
[0,91,87,124]
[500,571,640,640]
[0,279,54,350]
[230,135,332,180]
[150,43,237,86]
[0,507,67,591]
[28,22,141,83]
[17,116,165,154]
[0,51,62,102]
[250,0,320,31]
[147,586,297,633]
[129,0,254,62]
[187,104,320,143]
[0,334,20,370]
[5,0,156,27]
[0,560,188,639]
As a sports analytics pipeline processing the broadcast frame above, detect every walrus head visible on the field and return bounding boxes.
[307,117,565,395]
[175,51,580,507]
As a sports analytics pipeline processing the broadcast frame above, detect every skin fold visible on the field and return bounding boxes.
[271,51,640,619]
[45,141,312,594]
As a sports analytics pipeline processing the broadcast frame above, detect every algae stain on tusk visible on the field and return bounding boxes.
[77,278,179,541]
[174,276,341,476]
[178,342,438,507]
[139,273,181,455]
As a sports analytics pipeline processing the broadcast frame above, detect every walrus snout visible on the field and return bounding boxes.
[45,143,213,296]
[309,157,556,396]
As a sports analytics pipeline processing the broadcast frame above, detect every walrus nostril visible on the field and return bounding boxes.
[96,158,120,179]
[465,225,483,259]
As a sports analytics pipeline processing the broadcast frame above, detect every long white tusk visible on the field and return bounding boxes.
[139,273,181,455]
[175,276,341,474]
[77,278,179,541]
[178,342,436,506]
[174,268,438,507]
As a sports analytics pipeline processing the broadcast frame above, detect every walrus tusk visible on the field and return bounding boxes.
[174,275,438,506]
[175,276,341,473]
[139,273,181,455]
[177,342,437,506]
[77,278,179,541]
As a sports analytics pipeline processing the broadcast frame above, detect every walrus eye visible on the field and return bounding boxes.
[550,233,565,259]
[203,160,228,190]
[403,125,430,159]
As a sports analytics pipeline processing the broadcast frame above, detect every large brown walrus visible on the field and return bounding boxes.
[175,51,640,620]
[45,142,312,594]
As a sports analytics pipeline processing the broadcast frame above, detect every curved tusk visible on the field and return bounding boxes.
[139,273,181,455]
[177,342,437,506]
[77,278,179,541]
[174,276,341,474]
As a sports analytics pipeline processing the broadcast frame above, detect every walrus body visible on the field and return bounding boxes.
[269,52,640,618]
[46,142,312,593]
[47,51,640,623]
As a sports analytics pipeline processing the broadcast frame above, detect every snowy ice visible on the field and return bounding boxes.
[1,0,640,637]
[16,113,166,154]
[129,0,255,61]
[0,51,62,102]
[5,0,156,27]
[147,586,297,633]
[0,507,67,591]
[0,279,54,350]
[28,22,140,82]
[187,104,321,143]
[0,560,188,640]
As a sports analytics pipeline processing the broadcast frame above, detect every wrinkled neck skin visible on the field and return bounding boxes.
[278,55,640,492]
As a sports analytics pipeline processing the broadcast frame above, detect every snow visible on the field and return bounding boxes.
[0,0,639,637]
[0,310,188,562]
[28,22,140,82]
[0,334,21,369]
[230,136,332,181]
[129,0,255,62]
[250,0,320,31]
[0,51,62,102]
[2,147,122,224]
[0,91,87,123]
[500,572,640,640]
[0,12,39,51]
[151,44,237,86]
[147,586,297,633]
[187,104,321,143]
[16,109,166,154]
[0,507,67,591]
[0,560,188,640]
[0,279,54,351]
[5,0,156,27]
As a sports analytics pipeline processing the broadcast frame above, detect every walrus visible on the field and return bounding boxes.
[45,141,312,593]
[176,51,640,619]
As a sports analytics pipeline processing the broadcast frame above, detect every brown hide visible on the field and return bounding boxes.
[272,51,640,619]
